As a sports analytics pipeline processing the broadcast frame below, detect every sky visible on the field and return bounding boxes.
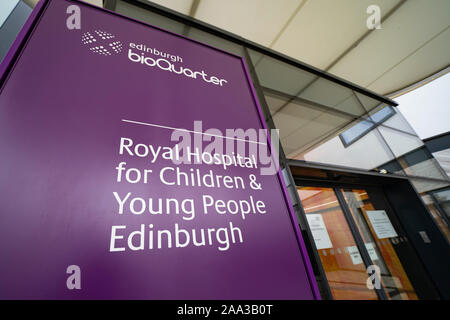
[395,72,450,140]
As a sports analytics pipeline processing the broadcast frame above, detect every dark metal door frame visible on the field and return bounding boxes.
[429,187,450,229]
[333,187,389,300]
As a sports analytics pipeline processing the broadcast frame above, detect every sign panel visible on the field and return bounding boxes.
[367,210,398,239]
[306,214,333,250]
[0,0,317,299]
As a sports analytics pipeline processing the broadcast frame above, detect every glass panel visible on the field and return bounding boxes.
[248,50,317,97]
[262,87,354,156]
[339,119,374,146]
[299,79,366,117]
[429,188,450,243]
[342,189,418,300]
[338,106,396,147]
[369,106,395,123]
[377,126,424,158]
[431,188,450,216]
[263,89,288,114]
[356,93,418,136]
[297,186,378,300]
[422,194,450,243]
[0,0,32,63]
[248,50,368,118]
[431,148,450,178]
[355,92,381,113]
[411,177,449,194]
[380,110,418,135]
[267,92,403,173]
[297,125,396,171]
[0,0,19,27]
[397,147,448,180]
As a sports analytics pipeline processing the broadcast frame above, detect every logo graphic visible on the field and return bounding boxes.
[81,30,123,56]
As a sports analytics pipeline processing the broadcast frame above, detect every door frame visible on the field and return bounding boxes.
[296,180,390,299]
[289,160,444,300]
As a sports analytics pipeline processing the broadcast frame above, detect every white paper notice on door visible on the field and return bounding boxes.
[367,210,398,239]
[365,242,379,261]
[346,246,363,265]
[306,214,333,250]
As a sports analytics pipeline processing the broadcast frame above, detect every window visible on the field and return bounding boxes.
[339,106,396,147]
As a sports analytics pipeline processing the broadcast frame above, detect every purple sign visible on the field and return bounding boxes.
[0,0,318,299]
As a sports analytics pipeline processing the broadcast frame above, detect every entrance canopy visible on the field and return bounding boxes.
[147,0,450,96]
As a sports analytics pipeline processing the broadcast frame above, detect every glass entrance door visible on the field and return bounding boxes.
[297,186,419,300]
[341,189,418,300]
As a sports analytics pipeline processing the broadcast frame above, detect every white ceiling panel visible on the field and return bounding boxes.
[146,0,194,15]
[194,0,303,47]
[145,0,450,95]
[328,0,450,93]
[367,27,450,95]
[272,0,401,70]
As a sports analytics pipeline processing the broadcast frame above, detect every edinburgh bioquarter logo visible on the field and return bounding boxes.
[81,30,123,56]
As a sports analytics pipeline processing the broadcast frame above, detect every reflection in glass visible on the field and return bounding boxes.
[426,188,450,243]
[398,147,448,180]
[339,106,396,147]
